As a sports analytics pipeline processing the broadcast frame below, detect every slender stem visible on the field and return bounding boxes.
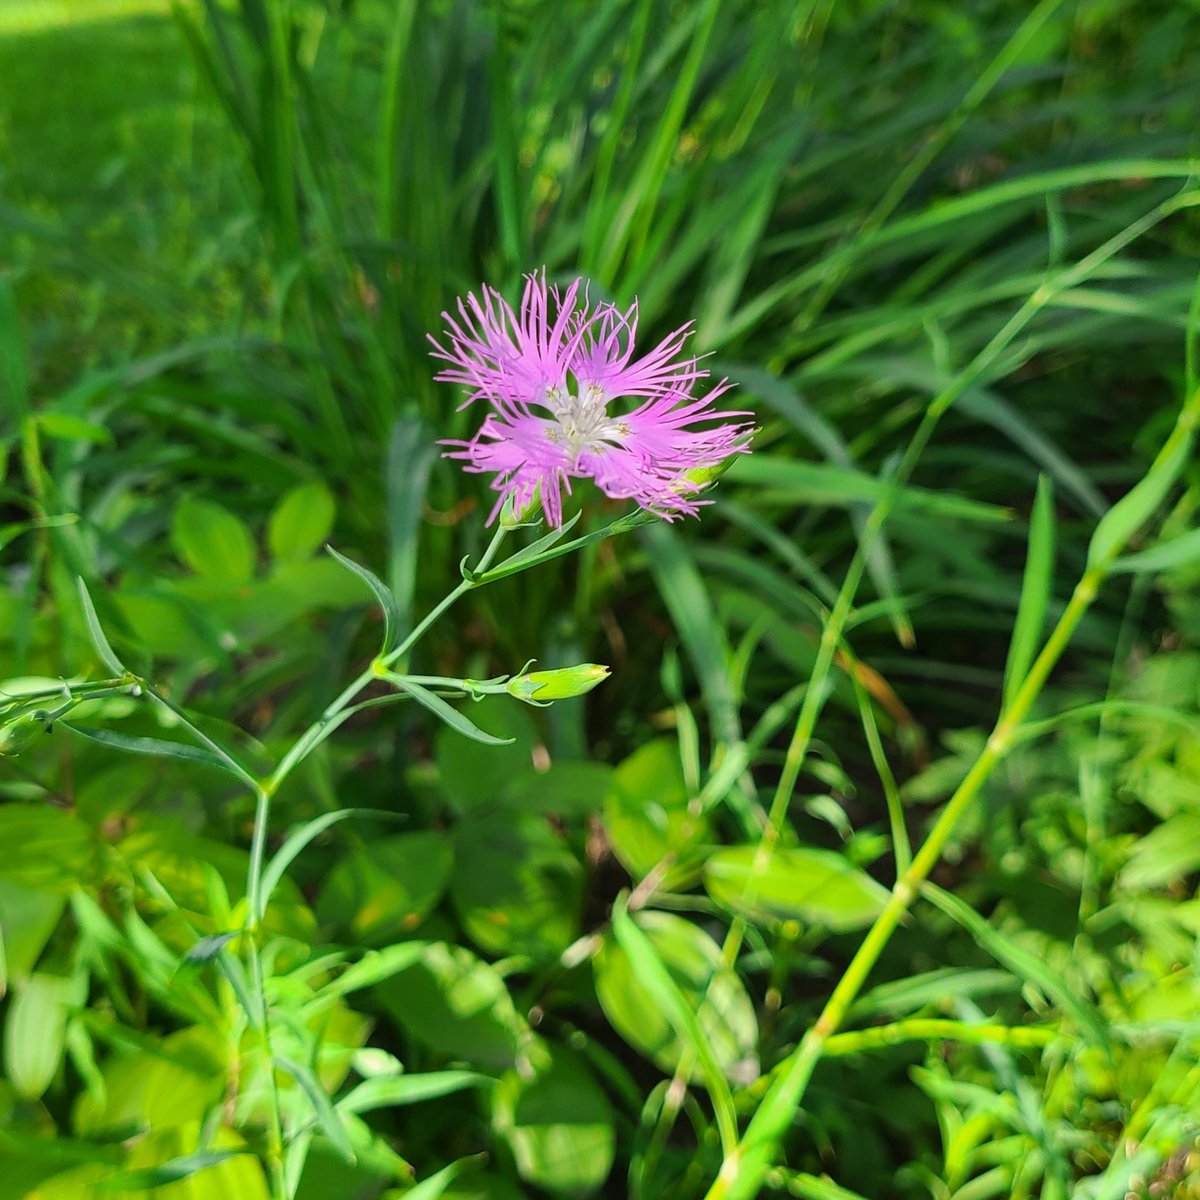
[821,1017,1057,1057]
[705,385,1200,1200]
[264,526,510,798]
[707,571,1099,1200]
[243,808,288,1197]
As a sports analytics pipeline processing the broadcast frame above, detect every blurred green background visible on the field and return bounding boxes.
[1,0,1200,1197]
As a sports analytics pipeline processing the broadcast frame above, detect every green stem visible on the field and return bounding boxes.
[244,865,288,1200]
[822,1017,1057,1057]
[705,385,1200,1200]
[263,526,509,798]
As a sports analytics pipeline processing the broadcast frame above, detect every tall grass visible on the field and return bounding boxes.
[2,0,1200,1197]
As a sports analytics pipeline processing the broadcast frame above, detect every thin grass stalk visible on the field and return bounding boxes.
[821,1018,1057,1056]
[704,382,1200,1200]
[797,0,1069,330]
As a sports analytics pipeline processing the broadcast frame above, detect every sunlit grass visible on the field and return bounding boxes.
[0,0,174,35]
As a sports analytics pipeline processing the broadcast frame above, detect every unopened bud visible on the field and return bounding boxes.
[500,484,544,529]
[506,664,610,704]
[680,431,756,492]
[0,713,48,757]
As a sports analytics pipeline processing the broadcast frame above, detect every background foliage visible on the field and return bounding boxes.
[2,0,1200,1197]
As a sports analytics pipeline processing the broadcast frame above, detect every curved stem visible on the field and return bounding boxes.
[705,383,1200,1200]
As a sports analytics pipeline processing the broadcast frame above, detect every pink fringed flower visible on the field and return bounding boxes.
[429,271,751,527]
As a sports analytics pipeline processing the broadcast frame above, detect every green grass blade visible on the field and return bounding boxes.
[1002,475,1056,713]
[922,883,1110,1052]
[611,896,739,1156]
[641,523,741,750]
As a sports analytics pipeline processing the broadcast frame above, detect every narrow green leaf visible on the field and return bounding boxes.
[185,933,236,964]
[76,578,127,675]
[1002,475,1056,711]
[477,509,650,584]
[392,677,515,746]
[97,1150,245,1191]
[37,412,113,446]
[320,943,427,1000]
[732,455,1012,522]
[922,883,1110,1051]
[641,522,741,748]
[1112,526,1200,575]
[275,1055,355,1162]
[259,808,405,917]
[62,723,239,776]
[851,967,1018,1020]
[1088,431,1192,566]
[611,897,739,1147]
[336,1070,483,1116]
[385,418,437,639]
[485,511,582,575]
[768,1170,872,1200]
[0,279,29,418]
[327,545,400,655]
[405,1156,486,1200]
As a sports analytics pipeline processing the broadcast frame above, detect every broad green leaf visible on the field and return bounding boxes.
[703,846,889,932]
[172,497,256,582]
[603,740,708,884]
[594,909,758,1084]
[500,762,614,816]
[492,1047,614,1196]
[4,972,79,1099]
[0,806,94,891]
[435,698,536,812]
[374,942,529,1071]
[0,881,64,988]
[327,546,400,655]
[450,811,583,960]
[1002,474,1055,711]
[268,481,336,561]
[318,832,453,944]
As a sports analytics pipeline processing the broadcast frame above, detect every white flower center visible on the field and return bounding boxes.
[544,384,629,457]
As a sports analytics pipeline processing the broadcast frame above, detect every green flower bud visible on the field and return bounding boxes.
[679,429,756,491]
[506,664,611,704]
[500,484,544,529]
[0,713,48,757]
